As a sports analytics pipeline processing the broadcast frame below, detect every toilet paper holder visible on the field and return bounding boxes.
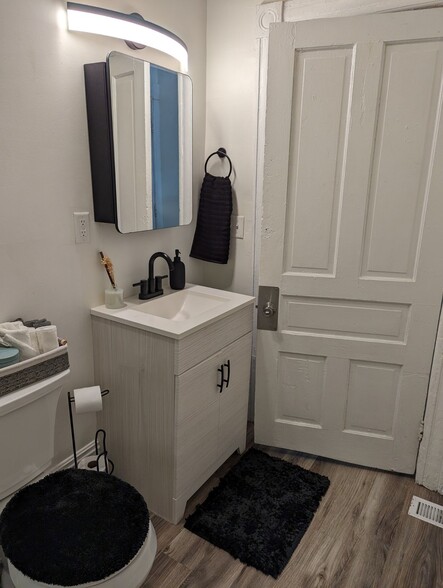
[67,389,114,474]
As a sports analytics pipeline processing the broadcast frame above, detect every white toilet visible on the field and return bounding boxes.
[0,369,157,588]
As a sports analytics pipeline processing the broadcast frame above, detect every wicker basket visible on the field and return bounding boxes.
[0,345,69,399]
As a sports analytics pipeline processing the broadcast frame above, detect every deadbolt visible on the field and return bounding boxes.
[263,302,275,317]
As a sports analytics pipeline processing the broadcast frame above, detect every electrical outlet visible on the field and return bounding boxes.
[74,212,90,244]
[232,215,245,239]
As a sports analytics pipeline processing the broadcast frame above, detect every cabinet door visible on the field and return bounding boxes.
[218,333,252,461]
[174,350,223,498]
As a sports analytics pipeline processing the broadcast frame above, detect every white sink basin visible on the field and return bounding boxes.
[91,284,255,339]
[135,289,228,321]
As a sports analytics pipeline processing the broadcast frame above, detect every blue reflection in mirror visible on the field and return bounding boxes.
[150,65,180,229]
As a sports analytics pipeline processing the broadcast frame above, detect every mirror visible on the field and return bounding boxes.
[83,53,192,233]
[108,52,192,233]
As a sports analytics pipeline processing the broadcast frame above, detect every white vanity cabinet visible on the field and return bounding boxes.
[91,298,253,524]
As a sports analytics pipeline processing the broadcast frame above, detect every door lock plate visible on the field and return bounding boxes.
[257,286,279,331]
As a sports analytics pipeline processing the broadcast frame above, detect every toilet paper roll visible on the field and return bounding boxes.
[73,386,103,414]
[36,325,58,353]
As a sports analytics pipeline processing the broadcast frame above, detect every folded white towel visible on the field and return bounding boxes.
[36,325,58,353]
[0,321,27,336]
[3,332,39,360]
[0,321,59,359]
[28,327,40,353]
[0,320,41,360]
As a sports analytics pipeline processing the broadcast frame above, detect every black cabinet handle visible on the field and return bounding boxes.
[217,364,224,393]
[224,360,231,388]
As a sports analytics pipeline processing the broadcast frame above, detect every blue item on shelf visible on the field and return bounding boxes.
[0,347,20,368]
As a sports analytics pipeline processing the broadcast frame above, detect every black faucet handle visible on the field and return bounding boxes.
[155,275,168,293]
[133,279,149,299]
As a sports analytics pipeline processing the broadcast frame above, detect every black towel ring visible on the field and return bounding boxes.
[204,147,232,178]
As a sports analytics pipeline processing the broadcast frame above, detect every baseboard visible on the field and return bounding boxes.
[48,441,96,474]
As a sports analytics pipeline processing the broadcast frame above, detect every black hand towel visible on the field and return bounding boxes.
[190,173,233,264]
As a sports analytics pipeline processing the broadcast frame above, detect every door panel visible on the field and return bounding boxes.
[281,297,410,341]
[344,360,400,437]
[361,42,442,280]
[277,353,326,427]
[256,9,443,473]
[285,48,352,276]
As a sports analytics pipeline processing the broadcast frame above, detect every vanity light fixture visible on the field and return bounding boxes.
[66,2,188,72]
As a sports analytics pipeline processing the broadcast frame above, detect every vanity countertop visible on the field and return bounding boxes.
[91,284,255,340]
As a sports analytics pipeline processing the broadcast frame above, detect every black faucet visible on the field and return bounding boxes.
[133,252,174,300]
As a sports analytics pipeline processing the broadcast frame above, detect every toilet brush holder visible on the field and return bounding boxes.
[77,429,114,474]
[67,388,112,471]
[94,428,114,474]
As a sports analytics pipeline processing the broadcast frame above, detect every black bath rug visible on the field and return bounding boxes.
[185,448,330,578]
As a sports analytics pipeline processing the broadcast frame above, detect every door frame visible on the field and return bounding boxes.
[253,0,443,487]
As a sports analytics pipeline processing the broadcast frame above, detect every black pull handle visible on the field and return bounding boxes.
[217,364,224,393]
[223,360,231,388]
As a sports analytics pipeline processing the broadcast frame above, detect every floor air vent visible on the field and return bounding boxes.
[408,496,443,528]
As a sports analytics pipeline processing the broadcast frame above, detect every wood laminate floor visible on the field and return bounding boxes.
[143,426,443,588]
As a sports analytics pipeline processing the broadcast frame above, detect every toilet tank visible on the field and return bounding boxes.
[0,370,69,501]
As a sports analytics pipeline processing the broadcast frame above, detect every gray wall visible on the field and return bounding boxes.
[203,0,259,296]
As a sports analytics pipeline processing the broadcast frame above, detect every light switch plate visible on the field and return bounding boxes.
[233,215,245,239]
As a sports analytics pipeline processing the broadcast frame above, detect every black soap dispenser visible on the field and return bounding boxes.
[170,250,186,290]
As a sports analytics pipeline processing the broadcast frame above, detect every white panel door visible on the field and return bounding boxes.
[255,9,443,473]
